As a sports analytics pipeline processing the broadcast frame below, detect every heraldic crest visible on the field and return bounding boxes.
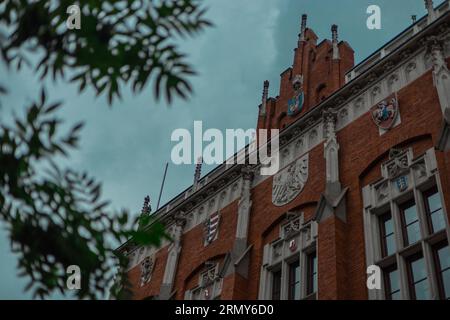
[287,74,305,117]
[371,93,399,130]
[272,154,309,206]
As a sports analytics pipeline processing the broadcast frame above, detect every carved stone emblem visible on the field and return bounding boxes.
[140,255,155,287]
[386,149,409,178]
[272,154,308,206]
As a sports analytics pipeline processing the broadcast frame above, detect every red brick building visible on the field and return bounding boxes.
[118,0,450,300]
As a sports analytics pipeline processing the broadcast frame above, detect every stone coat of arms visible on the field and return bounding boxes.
[272,154,309,206]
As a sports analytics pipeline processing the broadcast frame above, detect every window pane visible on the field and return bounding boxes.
[312,254,318,293]
[385,234,396,256]
[437,246,450,299]
[410,257,430,300]
[289,261,300,300]
[414,280,430,300]
[380,213,396,257]
[404,204,418,225]
[272,270,281,300]
[384,217,394,235]
[385,267,401,300]
[406,222,421,245]
[427,192,442,213]
[431,209,446,232]
[307,253,317,295]
[411,258,427,282]
[388,269,400,293]
[391,290,401,300]
[438,246,450,270]
[442,270,450,299]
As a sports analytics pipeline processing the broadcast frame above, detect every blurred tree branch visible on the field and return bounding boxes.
[0,0,211,299]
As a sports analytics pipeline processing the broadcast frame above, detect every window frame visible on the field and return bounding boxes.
[399,199,421,247]
[432,241,450,300]
[379,211,396,258]
[383,264,400,300]
[271,268,282,301]
[259,215,318,300]
[406,253,429,300]
[287,259,300,300]
[423,187,445,235]
[306,251,317,296]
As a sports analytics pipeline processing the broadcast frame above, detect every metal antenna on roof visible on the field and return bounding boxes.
[156,162,169,210]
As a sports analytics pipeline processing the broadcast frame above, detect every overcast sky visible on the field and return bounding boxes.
[0,0,443,299]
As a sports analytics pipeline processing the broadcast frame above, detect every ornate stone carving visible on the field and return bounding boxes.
[309,129,318,145]
[272,242,282,260]
[295,138,304,152]
[272,154,309,206]
[429,37,448,74]
[339,108,348,123]
[283,217,301,238]
[236,166,253,239]
[323,110,340,187]
[354,97,364,112]
[385,149,409,178]
[428,36,450,116]
[376,181,389,202]
[140,255,155,287]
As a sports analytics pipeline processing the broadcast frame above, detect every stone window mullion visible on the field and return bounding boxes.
[422,241,440,299]
[397,253,410,300]
[391,198,403,256]
[412,171,428,240]
[280,258,289,300]
[434,172,450,242]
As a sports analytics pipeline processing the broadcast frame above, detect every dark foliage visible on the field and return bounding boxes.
[0,0,211,299]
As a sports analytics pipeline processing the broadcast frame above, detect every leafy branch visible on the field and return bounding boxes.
[0,0,212,104]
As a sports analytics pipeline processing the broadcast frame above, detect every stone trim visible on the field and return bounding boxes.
[258,213,318,300]
[362,147,450,299]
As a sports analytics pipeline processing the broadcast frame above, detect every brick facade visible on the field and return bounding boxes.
[120,2,450,300]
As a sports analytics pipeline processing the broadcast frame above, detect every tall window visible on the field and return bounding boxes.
[433,242,450,300]
[424,188,446,234]
[259,216,318,300]
[407,254,430,300]
[306,252,317,296]
[379,212,396,257]
[188,263,223,300]
[271,270,282,300]
[288,261,300,300]
[383,265,401,300]
[362,148,449,300]
[400,201,421,246]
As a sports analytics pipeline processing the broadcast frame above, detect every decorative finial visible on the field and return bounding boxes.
[194,157,203,187]
[424,0,435,21]
[298,14,307,45]
[141,195,151,215]
[411,15,417,23]
[331,24,340,60]
[260,80,269,117]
